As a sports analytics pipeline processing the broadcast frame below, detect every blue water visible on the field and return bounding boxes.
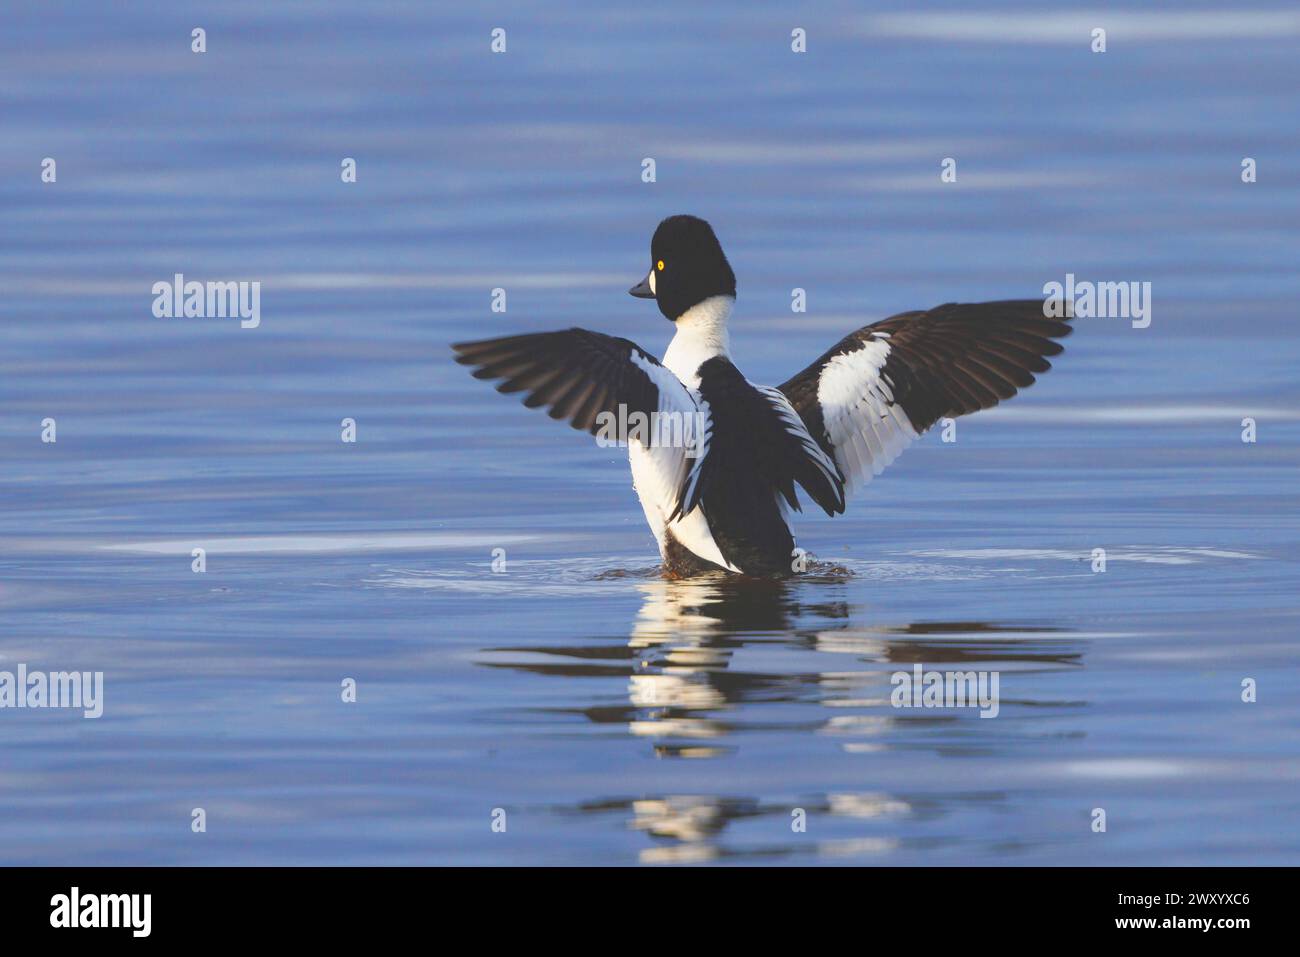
[2,1,1298,864]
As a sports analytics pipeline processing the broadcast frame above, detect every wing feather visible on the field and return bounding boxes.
[452,328,703,510]
[777,299,1071,495]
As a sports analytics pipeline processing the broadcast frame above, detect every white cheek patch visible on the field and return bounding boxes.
[648,269,656,295]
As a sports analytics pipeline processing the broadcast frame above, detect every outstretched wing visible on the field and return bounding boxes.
[451,327,703,509]
[778,300,1071,495]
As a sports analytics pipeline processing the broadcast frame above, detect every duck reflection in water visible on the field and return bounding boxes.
[482,569,1086,862]
[483,568,1084,750]
[623,571,1082,752]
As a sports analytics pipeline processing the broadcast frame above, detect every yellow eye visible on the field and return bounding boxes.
[656,260,665,271]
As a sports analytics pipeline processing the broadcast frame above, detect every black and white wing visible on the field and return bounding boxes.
[674,356,845,521]
[777,300,1071,495]
[451,327,701,506]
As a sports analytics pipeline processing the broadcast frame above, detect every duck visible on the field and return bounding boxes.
[452,215,1070,577]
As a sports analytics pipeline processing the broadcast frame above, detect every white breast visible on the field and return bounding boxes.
[629,295,740,572]
[629,439,737,572]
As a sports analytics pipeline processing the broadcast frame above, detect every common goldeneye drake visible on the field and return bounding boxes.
[453,215,1070,578]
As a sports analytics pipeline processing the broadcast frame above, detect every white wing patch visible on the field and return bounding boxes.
[816,337,920,494]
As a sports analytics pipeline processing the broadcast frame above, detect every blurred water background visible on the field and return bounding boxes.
[1,1,1297,864]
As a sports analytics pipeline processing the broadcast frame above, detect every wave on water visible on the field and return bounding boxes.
[362,553,1016,595]
[909,546,1261,566]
